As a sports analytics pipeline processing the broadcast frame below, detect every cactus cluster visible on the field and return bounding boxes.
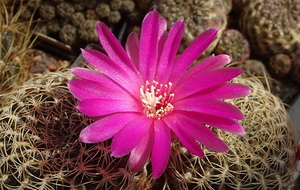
[15,0,137,46]
[153,0,228,57]
[239,0,300,57]
[228,0,300,100]
[0,70,297,189]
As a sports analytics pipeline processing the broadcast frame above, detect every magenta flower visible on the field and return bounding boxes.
[68,10,251,179]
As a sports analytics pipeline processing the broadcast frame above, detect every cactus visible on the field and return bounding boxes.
[85,9,98,20]
[24,0,138,45]
[153,0,228,57]
[59,24,78,45]
[39,1,56,20]
[0,69,297,189]
[162,76,298,190]
[95,3,111,18]
[214,29,250,62]
[236,59,273,89]
[70,12,86,27]
[56,2,75,18]
[0,71,136,190]
[239,0,300,57]
[110,0,122,11]
[268,54,292,78]
[120,0,135,13]
[107,10,122,24]
[223,0,233,14]
[78,19,98,42]
[45,19,61,34]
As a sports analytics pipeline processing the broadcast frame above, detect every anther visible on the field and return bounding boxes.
[140,80,174,119]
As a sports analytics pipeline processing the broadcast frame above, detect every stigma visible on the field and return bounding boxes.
[140,80,174,119]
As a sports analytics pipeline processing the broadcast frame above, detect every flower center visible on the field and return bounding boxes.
[140,80,174,119]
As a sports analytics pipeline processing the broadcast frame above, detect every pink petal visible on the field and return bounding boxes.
[174,99,244,119]
[79,113,141,143]
[71,67,105,82]
[175,114,229,152]
[138,10,160,81]
[68,78,130,101]
[184,83,251,101]
[156,19,184,83]
[178,54,232,84]
[174,110,245,135]
[70,67,132,98]
[75,99,140,117]
[151,120,171,179]
[129,125,154,172]
[111,116,153,157]
[169,28,219,83]
[156,17,167,67]
[163,116,204,157]
[96,22,137,72]
[81,49,142,96]
[125,33,140,70]
[173,67,245,101]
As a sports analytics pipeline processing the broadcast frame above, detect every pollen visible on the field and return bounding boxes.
[140,80,174,119]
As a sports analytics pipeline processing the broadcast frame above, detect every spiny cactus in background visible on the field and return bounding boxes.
[214,29,250,62]
[268,53,292,78]
[153,0,228,57]
[0,0,36,94]
[239,0,300,57]
[25,0,137,45]
[0,70,298,189]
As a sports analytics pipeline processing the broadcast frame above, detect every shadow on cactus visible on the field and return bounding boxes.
[0,71,298,190]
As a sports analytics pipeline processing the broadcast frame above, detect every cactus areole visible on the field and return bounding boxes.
[68,10,251,179]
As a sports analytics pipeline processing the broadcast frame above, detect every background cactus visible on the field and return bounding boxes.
[0,70,298,189]
[268,53,292,78]
[214,29,250,62]
[239,0,300,58]
[0,0,36,95]
[17,0,139,46]
[153,0,228,57]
